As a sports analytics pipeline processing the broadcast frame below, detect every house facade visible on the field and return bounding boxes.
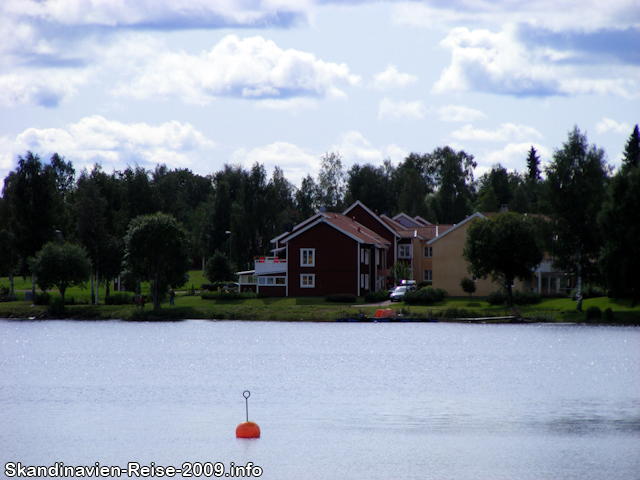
[239,201,559,298]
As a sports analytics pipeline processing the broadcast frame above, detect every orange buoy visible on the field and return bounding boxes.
[236,421,261,438]
[236,391,260,438]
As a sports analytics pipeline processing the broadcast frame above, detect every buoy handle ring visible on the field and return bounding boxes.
[243,390,251,399]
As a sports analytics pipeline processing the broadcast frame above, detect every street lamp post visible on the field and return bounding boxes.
[225,230,231,264]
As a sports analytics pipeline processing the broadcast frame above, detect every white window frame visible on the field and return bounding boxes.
[424,246,432,258]
[300,274,315,288]
[423,270,432,282]
[364,250,370,265]
[398,244,411,259]
[301,248,315,267]
[258,276,286,286]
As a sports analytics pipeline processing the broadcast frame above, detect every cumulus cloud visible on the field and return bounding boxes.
[432,26,638,98]
[595,117,633,134]
[371,64,417,90]
[111,35,361,104]
[378,98,426,121]
[332,131,407,165]
[1,116,215,178]
[437,104,486,122]
[0,70,92,108]
[231,141,318,187]
[451,123,543,142]
[478,142,551,171]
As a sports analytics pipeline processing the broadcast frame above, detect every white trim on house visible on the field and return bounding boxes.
[343,200,401,238]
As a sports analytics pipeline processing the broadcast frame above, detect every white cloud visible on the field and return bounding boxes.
[378,98,426,121]
[432,26,639,98]
[477,142,552,173]
[451,123,543,142]
[0,70,92,108]
[1,0,309,29]
[371,64,417,90]
[255,97,319,113]
[232,141,318,187]
[332,131,406,165]
[2,116,215,178]
[392,0,639,33]
[437,105,486,122]
[595,117,632,134]
[111,35,362,104]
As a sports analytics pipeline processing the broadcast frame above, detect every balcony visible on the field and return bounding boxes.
[254,256,287,275]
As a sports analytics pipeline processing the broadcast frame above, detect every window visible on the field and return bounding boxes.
[398,244,411,259]
[424,246,432,258]
[258,276,286,286]
[365,274,369,290]
[360,274,364,288]
[364,249,370,265]
[301,248,315,267]
[423,270,432,282]
[300,274,315,288]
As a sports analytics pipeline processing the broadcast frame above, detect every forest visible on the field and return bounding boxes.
[1,125,639,303]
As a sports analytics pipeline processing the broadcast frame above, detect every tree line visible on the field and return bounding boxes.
[1,124,638,305]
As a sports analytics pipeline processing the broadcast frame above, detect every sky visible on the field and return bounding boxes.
[1,0,638,190]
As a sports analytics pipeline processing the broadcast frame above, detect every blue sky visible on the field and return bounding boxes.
[1,0,638,188]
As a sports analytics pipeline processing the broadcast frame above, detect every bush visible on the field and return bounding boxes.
[325,293,357,303]
[105,292,135,305]
[34,292,52,305]
[603,307,614,322]
[0,285,9,295]
[487,290,542,306]
[202,282,236,292]
[585,306,603,322]
[201,290,259,301]
[403,287,448,305]
[364,290,390,303]
[417,281,432,289]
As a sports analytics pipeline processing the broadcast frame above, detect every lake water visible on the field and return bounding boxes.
[1,320,639,480]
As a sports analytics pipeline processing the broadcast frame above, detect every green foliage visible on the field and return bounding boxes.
[391,262,412,286]
[201,290,259,301]
[603,307,614,322]
[105,292,135,305]
[543,126,610,281]
[403,287,448,305]
[585,306,603,322]
[464,212,543,305]
[325,293,357,303]
[30,241,92,305]
[123,213,190,310]
[569,284,606,299]
[460,277,476,297]
[204,251,235,283]
[34,292,52,305]
[364,290,390,303]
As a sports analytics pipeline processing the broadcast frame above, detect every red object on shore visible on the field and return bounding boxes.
[236,421,261,438]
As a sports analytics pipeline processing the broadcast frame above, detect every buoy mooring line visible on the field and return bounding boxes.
[236,390,260,438]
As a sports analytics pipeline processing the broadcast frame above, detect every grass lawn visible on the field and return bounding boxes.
[1,271,639,323]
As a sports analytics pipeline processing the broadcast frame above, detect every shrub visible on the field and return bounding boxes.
[364,290,390,303]
[460,277,476,297]
[603,307,614,322]
[585,306,603,322]
[105,292,135,305]
[202,282,237,292]
[325,293,357,303]
[403,287,448,305]
[417,281,432,289]
[34,292,51,305]
[487,290,541,306]
[0,285,9,295]
[201,290,258,301]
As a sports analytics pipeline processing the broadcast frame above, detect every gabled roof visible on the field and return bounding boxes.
[427,212,486,245]
[413,216,432,226]
[343,200,401,238]
[392,212,426,228]
[396,224,454,240]
[270,211,325,244]
[380,214,405,231]
[280,212,391,248]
